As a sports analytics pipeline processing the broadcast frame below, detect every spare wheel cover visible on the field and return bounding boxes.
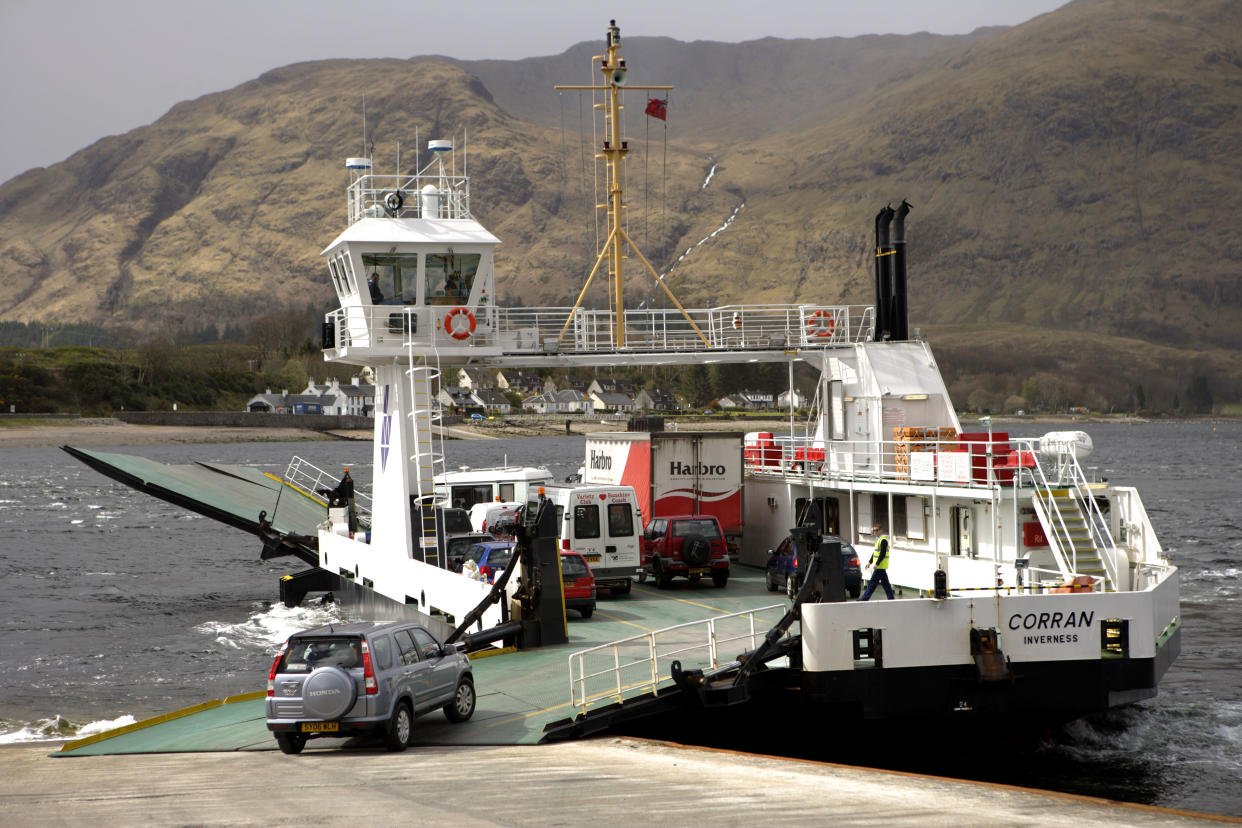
[682,535,711,567]
[302,666,358,720]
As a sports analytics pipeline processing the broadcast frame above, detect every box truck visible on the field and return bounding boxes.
[581,432,745,557]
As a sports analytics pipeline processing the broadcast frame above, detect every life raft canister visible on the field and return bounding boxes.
[444,306,476,340]
[807,309,836,338]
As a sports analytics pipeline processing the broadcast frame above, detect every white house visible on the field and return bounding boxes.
[590,391,637,413]
[556,389,594,414]
[471,389,511,415]
[777,388,809,409]
[456,367,497,391]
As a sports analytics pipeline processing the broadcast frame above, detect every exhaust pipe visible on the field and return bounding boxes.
[873,205,895,341]
[891,199,912,341]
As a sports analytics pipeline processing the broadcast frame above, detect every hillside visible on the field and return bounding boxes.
[658,0,1242,353]
[0,0,1239,406]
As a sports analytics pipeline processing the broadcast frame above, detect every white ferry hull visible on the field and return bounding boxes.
[798,572,1180,718]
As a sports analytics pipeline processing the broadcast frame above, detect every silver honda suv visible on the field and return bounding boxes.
[265,620,474,754]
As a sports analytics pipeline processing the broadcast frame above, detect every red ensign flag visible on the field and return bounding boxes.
[645,97,668,120]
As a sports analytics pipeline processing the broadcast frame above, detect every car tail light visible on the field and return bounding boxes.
[360,639,378,695]
[793,556,799,569]
[266,642,287,696]
[848,555,860,567]
[561,539,571,551]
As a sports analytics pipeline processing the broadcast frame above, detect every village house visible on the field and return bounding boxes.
[245,376,376,416]
[436,386,474,414]
[556,389,594,414]
[777,388,809,409]
[521,391,562,414]
[543,374,589,394]
[636,387,678,412]
[496,369,542,396]
[470,389,512,415]
[589,390,637,413]
[456,367,498,391]
[587,377,638,397]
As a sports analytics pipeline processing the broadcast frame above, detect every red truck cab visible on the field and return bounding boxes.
[639,515,729,589]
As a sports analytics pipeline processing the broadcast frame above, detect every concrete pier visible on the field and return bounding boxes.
[3,738,1230,826]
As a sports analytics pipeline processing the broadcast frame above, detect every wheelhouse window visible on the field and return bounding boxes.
[426,250,480,306]
[363,253,419,305]
[338,254,357,294]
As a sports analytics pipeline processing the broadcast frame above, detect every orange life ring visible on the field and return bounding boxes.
[807,310,836,338]
[445,307,476,340]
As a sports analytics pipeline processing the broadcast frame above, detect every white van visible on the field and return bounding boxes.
[539,485,642,594]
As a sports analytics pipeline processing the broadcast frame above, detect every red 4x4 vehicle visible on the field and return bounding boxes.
[639,515,729,589]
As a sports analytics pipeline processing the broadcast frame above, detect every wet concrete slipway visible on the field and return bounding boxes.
[3,738,1235,827]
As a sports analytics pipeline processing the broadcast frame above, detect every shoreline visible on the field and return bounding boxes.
[1,413,1231,450]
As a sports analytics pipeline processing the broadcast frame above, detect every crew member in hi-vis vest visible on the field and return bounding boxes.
[861,523,895,601]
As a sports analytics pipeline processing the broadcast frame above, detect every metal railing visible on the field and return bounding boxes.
[347,172,471,224]
[567,605,787,716]
[283,456,373,523]
[744,434,1062,488]
[323,303,875,355]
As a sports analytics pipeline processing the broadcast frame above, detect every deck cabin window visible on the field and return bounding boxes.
[426,251,480,305]
[363,253,420,305]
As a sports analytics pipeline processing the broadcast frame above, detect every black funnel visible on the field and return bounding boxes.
[891,200,913,341]
[874,205,895,341]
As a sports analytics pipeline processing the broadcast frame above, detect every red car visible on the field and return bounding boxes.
[560,551,597,619]
[639,515,730,589]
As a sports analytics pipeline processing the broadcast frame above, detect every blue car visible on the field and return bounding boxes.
[765,535,862,599]
[461,541,515,583]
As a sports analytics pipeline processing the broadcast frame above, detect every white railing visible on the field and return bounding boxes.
[744,434,1056,488]
[347,172,471,224]
[323,303,875,355]
[283,456,373,523]
[1112,485,1164,565]
[568,605,787,716]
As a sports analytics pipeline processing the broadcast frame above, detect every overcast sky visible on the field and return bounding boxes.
[0,0,1067,186]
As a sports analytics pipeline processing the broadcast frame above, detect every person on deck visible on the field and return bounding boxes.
[333,468,357,534]
[368,273,384,304]
[861,523,895,601]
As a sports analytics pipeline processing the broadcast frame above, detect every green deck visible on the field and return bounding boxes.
[58,569,787,755]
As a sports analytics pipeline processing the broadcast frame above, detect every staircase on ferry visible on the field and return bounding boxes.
[1030,458,1119,591]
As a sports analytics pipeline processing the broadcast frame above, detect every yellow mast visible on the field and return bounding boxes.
[555,20,707,348]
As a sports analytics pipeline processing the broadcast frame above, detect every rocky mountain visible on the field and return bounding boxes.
[0,0,1239,402]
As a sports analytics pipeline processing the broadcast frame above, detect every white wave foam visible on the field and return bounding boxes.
[77,714,137,737]
[0,713,136,744]
[196,601,343,653]
[1196,567,1240,579]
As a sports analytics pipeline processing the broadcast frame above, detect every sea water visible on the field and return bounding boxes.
[0,425,1238,816]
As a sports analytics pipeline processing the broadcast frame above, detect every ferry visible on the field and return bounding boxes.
[66,19,1178,740]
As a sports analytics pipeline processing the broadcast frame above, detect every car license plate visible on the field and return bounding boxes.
[689,567,709,575]
[301,722,339,733]
[584,555,601,562]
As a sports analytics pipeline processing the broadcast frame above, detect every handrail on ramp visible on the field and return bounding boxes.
[567,604,787,717]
